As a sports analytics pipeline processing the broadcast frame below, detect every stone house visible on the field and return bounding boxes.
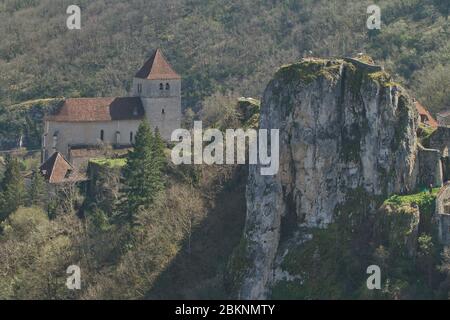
[39,151,86,184]
[42,48,181,165]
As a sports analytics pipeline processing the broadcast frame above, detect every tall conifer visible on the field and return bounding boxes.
[0,155,25,220]
[121,121,165,222]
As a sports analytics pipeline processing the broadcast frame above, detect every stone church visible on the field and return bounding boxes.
[42,49,181,165]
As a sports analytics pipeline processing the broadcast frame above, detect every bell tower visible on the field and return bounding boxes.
[131,49,181,140]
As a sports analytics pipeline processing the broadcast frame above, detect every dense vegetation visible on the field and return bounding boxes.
[0,114,248,299]
[0,0,449,115]
[0,0,450,300]
[272,189,447,299]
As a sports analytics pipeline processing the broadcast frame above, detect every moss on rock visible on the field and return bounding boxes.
[237,97,260,129]
[225,236,252,296]
[274,58,342,85]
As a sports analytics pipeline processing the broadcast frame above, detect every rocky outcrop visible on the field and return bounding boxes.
[237,97,260,129]
[375,203,420,257]
[238,58,420,299]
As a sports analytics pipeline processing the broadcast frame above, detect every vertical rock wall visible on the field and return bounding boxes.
[239,58,420,299]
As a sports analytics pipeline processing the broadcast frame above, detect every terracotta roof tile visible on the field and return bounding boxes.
[45,97,144,122]
[40,152,86,184]
[416,101,438,128]
[135,48,181,80]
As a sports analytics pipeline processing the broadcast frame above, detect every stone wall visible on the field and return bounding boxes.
[417,144,443,188]
[43,119,141,160]
[141,96,181,140]
[132,77,182,140]
[342,57,383,72]
[428,126,450,155]
[435,184,450,245]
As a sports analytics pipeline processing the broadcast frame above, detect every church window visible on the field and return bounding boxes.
[137,83,142,94]
[162,108,165,115]
[165,83,170,91]
[100,130,104,141]
[159,83,164,90]
[52,133,58,150]
[130,132,133,143]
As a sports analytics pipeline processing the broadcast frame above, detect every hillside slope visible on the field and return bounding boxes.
[0,0,448,113]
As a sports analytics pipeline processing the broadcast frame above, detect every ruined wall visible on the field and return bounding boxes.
[417,145,443,188]
[428,126,450,155]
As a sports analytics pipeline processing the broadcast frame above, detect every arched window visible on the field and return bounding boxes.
[137,83,142,94]
[130,132,133,143]
[100,130,104,141]
[161,108,165,115]
[165,83,170,90]
[52,132,58,150]
[159,83,164,90]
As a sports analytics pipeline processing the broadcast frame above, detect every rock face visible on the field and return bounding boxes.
[239,58,420,299]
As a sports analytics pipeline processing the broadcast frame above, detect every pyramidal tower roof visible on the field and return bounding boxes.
[135,48,181,80]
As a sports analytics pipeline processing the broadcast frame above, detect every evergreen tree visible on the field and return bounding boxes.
[0,155,25,221]
[151,127,166,190]
[28,164,46,207]
[121,121,165,222]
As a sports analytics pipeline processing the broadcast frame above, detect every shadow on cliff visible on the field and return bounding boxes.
[145,165,248,299]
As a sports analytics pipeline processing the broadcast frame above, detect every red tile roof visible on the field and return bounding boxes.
[45,97,144,122]
[416,101,438,128]
[135,48,181,80]
[40,152,86,184]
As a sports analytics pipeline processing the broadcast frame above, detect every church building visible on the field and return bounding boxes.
[42,49,181,163]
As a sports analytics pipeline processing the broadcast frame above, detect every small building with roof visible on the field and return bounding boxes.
[416,101,438,129]
[40,151,86,184]
[42,49,181,164]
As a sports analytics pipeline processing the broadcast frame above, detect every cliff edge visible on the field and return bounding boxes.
[236,57,421,299]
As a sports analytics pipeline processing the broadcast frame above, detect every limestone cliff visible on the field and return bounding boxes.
[237,58,420,299]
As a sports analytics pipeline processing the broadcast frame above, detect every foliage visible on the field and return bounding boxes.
[418,123,437,144]
[237,97,260,129]
[121,121,165,223]
[0,99,62,150]
[273,187,445,299]
[27,164,47,207]
[0,0,449,300]
[200,91,241,129]
[383,188,439,216]
[0,155,25,221]
[89,157,127,168]
[0,206,82,299]
[0,0,447,119]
